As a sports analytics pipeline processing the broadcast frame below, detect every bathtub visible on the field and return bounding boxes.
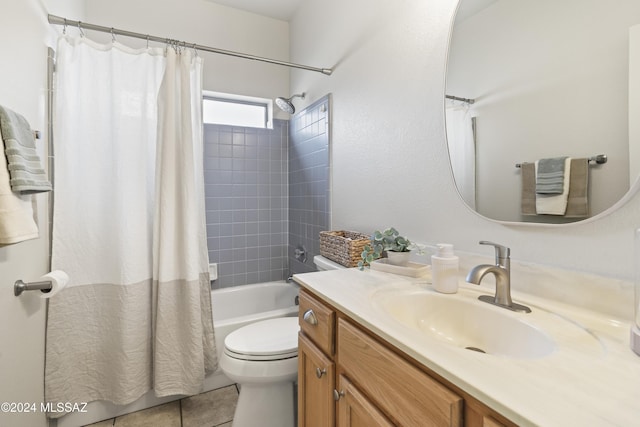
[58,280,300,427]
[205,280,301,390]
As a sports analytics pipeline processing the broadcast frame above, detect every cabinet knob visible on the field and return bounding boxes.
[333,389,345,401]
[303,309,318,325]
[315,367,327,378]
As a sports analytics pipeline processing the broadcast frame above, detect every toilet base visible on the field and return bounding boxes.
[232,381,295,427]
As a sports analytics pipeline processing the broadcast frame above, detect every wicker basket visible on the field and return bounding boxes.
[319,230,372,268]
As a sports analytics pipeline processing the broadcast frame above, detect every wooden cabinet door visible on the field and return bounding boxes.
[482,416,507,427]
[337,319,463,427]
[298,333,335,427]
[337,374,394,427]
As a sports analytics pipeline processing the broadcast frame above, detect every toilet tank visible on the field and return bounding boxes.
[313,255,347,271]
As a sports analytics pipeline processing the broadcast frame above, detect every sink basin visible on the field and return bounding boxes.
[371,288,602,359]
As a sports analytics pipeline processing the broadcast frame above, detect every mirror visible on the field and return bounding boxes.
[445,0,640,223]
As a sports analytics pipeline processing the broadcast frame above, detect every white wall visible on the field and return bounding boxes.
[290,0,640,281]
[0,2,84,426]
[85,0,291,121]
[448,0,640,222]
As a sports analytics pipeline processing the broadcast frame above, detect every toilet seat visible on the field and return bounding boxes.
[224,317,299,361]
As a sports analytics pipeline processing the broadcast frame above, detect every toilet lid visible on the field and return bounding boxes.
[224,317,300,361]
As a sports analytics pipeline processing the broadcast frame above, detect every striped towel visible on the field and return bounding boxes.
[535,156,568,194]
[0,105,51,193]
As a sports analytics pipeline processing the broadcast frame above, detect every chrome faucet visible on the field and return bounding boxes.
[466,241,531,313]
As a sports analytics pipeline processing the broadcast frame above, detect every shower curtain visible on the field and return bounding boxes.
[445,101,476,210]
[45,36,216,415]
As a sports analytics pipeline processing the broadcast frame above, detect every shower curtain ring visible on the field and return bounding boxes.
[111,28,116,43]
[146,35,150,49]
[77,21,85,37]
[63,18,67,35]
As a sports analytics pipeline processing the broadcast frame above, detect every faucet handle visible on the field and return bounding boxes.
[479,241,510,263]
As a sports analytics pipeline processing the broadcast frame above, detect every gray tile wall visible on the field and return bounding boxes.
[204,121,289,288]
[288,95,331,274]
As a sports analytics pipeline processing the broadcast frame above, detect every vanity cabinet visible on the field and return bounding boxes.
[297,289,516,427]
[299,333,335,427]
[298,290,336,427]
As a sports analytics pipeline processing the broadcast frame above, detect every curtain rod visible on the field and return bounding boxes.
[446,94,475,104]
[47,14,333,76]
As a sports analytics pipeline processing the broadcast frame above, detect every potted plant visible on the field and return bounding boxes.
[358,227,413,269]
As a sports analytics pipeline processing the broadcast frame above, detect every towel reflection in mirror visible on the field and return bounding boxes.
[521,158,589,217]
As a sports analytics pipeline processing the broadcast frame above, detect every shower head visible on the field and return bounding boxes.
[275,93,305,114]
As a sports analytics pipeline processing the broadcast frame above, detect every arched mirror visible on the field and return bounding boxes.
[445,0,640,224]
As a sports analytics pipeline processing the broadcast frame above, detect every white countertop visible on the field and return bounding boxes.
[293,268,640,427]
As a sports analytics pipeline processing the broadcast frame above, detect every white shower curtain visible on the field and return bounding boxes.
[445,101,476,209]
[45,36,216,415]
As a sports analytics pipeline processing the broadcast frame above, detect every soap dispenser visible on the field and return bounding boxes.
[431,244,459,294]
[632,229,640,356]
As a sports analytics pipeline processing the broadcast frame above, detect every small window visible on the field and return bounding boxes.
[203,91,272,129]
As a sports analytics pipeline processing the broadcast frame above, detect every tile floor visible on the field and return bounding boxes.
[83,384,238,427]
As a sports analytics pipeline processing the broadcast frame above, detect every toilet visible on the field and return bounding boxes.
[220,317,300,427]
[220,257,344,427]
[313,254,347,271]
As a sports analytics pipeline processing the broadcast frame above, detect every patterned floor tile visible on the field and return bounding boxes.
[84,419,114,427]
[181,385,238,427]
[113,400,181,427]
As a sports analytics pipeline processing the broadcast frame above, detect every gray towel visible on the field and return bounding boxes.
[536,156,568,194]
[0,105,51,194]
[565,158,589,218]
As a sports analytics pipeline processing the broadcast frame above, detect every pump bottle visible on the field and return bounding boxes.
[431,244,459,294]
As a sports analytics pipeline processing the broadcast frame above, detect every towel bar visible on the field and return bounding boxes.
[515,154,607,168]
[14,279,52,296]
